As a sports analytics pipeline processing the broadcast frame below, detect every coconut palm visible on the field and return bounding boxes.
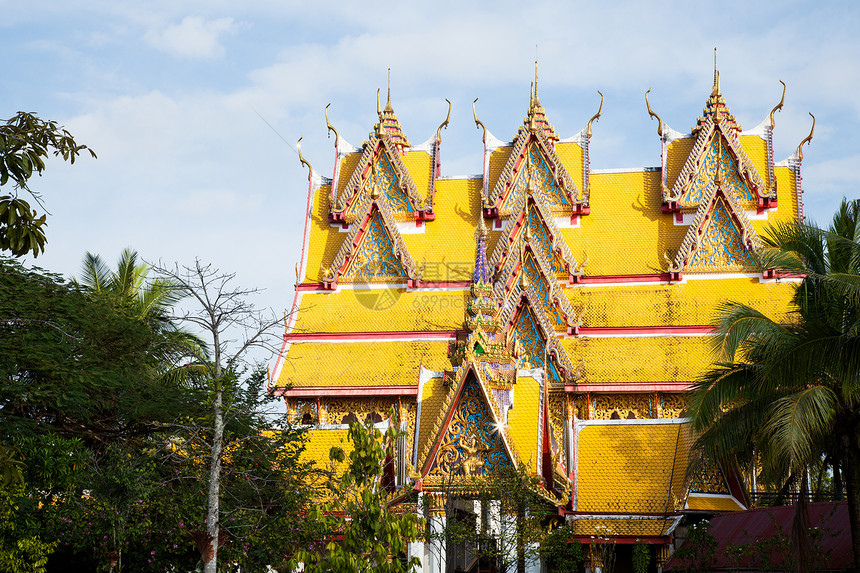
[76,248,207,377]
[687,198,860,569]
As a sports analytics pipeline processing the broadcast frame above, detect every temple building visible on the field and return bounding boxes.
[271,64,811,572]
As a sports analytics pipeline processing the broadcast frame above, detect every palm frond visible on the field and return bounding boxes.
[763,386,838,471]
[78,251,111,293]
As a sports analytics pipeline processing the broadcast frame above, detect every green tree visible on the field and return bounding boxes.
[292,421,423,573]
[687,198,860,570]
[0,112,95,257]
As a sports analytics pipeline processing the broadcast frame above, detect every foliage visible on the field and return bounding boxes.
[425,464,553,572]
[0,486,57,573]
[687,198,860,569]
[671,521,717,573]
[0,112,95,257]
[543,524,584,571]
[292,421,423,573]
[0,256,195,447]
[632,538,650,573]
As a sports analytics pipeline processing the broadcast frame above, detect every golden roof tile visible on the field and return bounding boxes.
[275,340,451,388]
[576,422,690,513]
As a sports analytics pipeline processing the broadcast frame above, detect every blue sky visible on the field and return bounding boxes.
[3,0,859,319]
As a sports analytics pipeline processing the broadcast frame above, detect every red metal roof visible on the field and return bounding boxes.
[667,502,853,571]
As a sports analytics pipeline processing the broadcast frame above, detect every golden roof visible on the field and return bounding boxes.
[576,422,689,513]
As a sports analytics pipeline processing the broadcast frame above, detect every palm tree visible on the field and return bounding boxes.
[687,198,860,569]
[76,248,206,380]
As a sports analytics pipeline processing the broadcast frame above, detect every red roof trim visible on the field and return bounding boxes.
[275,385,419,397]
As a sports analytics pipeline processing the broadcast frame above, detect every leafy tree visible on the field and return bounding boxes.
[0,112,95,257]
[425,464,552,573]
[292,421,423,573]
[687,198,860,569]
[543,524,584,571]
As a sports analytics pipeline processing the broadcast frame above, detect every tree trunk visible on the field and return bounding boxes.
[204,384,224,573]
[841,433,860,572]
[834,457,844,501]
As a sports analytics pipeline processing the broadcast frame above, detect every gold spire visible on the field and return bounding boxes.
[711,47,721,98]
[384,68,394,113]
[533,60,540,107]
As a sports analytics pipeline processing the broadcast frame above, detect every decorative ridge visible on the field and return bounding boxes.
[418,362,521,477]
[693,50,740,131]
[327,195,421,283]
[488,195,578,277]
[487,128,582,214]
[334,133,426,218]
[671,179,763,272]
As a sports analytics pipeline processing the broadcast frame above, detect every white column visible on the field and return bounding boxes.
[426,514,446,573]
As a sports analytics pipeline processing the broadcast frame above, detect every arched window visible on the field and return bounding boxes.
[341,413,359,424]
[300,412,314,425]
[366,412,383,424]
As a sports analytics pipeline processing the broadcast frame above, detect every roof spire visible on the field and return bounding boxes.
[385,68,394,113]
[711,47,721,98]
[533,59,540,107]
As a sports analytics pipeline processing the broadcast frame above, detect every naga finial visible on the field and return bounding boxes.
[769,80,786,131]
[435,99,451,145]
[325,103,340,148]
[645,89,664,137]
[297,137,312,180]
[586,90,604,139]
[376,88,382,118]
[797,112,815,162]
[473,98,488,144]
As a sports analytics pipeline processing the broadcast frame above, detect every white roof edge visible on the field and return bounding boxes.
[437,174,483,181]
[592,166,661,174]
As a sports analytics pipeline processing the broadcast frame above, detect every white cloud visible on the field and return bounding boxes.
[145,16,241,59]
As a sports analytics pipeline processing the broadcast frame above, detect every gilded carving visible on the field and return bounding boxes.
[661,393,687,419]
[325,397,397,425]
[548,395,567,468]
[688,197,757,271]
[592,394,653,420]
[429,377,511,477]
[290,399,318,424]
[690,458,730,494]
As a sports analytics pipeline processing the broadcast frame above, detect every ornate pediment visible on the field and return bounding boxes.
[488,130,582,217]
[671,180,761,274]
[326,197,420,286]
[420,366,518,479]
[665,67,769,211]
[667,122,766,211]
[496,243,578,332]
[488,196,579,280]
[332,134,426,223]
[499,289,575,381]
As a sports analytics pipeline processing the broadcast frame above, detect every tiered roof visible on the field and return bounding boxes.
[275,65,810,537]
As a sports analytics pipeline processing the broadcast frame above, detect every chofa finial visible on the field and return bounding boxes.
[297,137,312,180]
[769,80,786,131]
[645,89,664,137]
[473,98,488,144]
[586,91,604,139]
[797,113,815,162]
[435,99,451,145]
[325,103,340,148]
